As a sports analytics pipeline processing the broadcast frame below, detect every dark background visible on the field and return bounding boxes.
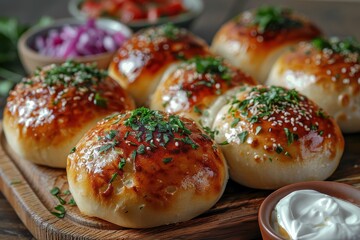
[1,0,360,43]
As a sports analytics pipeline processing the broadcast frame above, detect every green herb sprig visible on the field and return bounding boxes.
[312,37,360,56]
[186,56,232,81]
[124,107,198,149]
[229,86,301,124]
[253,6,302,33]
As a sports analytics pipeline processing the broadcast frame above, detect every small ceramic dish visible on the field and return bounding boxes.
[18,18,132,74]
[258,181,360,240]
[68,0,203,31]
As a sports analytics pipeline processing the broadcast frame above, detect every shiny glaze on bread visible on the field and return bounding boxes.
[211,7,321,83]
[213,86,344,189]
[150,56,257,124]
[109,24,209,105]
[5,63,134,145]
[267,40,360,132]
[67,108,228,227]
[3,61,135,168]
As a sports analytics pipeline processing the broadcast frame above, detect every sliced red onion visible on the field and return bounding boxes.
[34,19,128,58]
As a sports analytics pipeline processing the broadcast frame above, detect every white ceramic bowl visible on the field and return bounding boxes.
[68,0,203,30]
[18,18,132,74]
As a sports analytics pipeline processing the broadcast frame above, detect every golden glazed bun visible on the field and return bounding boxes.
[67,108,228,228]
[211,6,321,83]
[150,56,257,126]
[266,38,360,133]
[3,61,135,168]
[108,24,209,106]
[212,85,344,189]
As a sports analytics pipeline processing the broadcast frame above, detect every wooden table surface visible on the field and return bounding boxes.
[0,0,359,239]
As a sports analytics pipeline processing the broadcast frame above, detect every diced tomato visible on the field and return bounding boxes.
[81,0,187,22]
[119,2,145,22]
[161,0,185,16]
[81,1,103,18]
[147,6,161,22]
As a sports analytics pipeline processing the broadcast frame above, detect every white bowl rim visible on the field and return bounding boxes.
[68,0,204,28]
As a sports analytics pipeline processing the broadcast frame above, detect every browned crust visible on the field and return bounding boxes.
[67,112,226,210]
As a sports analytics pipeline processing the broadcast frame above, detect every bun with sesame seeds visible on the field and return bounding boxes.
[211,85,344,189]
[3,61,135,168]
[108,23,209,106]
[266,37,360,133]
[67,107,228,228]
[150,55,257,126]
[211,6,321,83]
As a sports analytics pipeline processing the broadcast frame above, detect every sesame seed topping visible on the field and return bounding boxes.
[343,78,350,84]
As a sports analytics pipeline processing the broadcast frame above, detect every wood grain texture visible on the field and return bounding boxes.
[0,121,360,240]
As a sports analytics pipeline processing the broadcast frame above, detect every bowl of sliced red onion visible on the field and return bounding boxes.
[18,18,132,74]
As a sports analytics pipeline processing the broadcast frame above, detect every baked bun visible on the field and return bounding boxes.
[67,107,228,228]
[211,6,321,83]
[3,61,135,168]
[109,23,209,106]
[266,38,360,133]
[211,85,344,189]
[150,56,257,126]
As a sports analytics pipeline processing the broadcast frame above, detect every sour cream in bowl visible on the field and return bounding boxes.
[258,181,360,240]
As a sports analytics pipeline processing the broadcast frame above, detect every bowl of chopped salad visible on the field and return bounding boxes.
[69,0,203,30]
[18,18,132,74]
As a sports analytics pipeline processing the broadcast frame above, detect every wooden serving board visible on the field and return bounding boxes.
[0,121,359,240]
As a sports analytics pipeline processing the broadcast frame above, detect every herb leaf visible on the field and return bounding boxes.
[238,131,248,143]
[51,204,66,218]
[119,158,126,170]
[163,157,173,164]
[253,6,302,33]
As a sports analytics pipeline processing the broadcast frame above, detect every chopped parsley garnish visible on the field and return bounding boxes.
[186,56,232,82]
[105,130,118,140]
[231,118,240,128]
[229,86,301,124]
[175,136,199,149]
[98,140,118,154]
[68,198,76,206]
[255,126,262,135]
[312,37,360,56]
[194,105,202,114]
[275,145,283,154]
[310,124,318,131]
[202,126,218,140]
[94,93,107,108]
[284,128,298,145]
[253,6,302,33]
[137,144,146,154]
[37,60,107,87]
[124,107,197,149]
[238,131,248,143]
[49,187,77,218]
[63,190,71,195]
[109,172,118,184]
[131,150,137,160]
[119,158,126,170]
[69,146,76,154]
[50,187,66,205]
[163,157,173,164]
[219,140,229,145]
[161,23,180,40]
[316,109,329,119]
[51,205,66,218]
[50,187,60,196]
